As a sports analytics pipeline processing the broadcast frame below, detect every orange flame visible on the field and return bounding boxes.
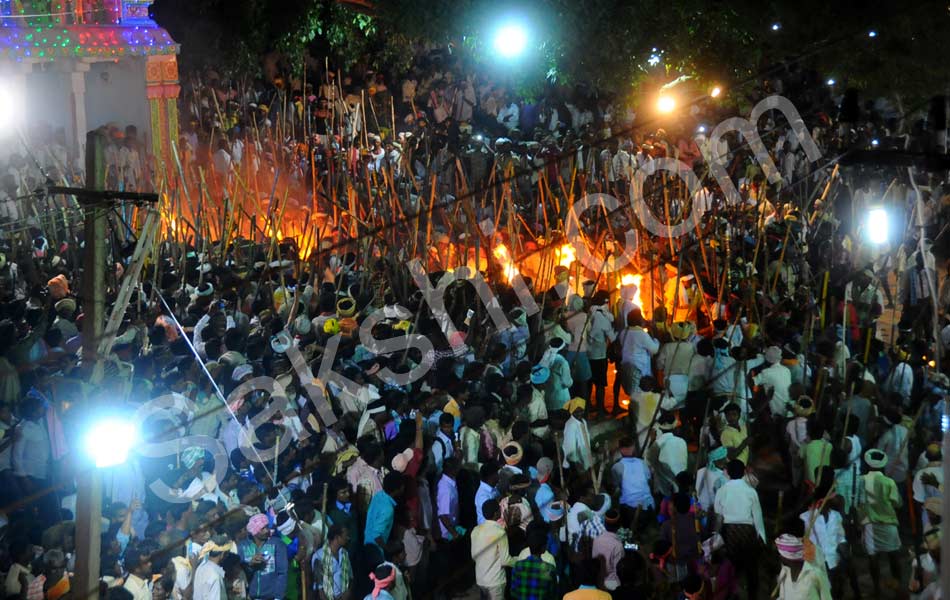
[493,244,519,282]
[619,273,644,309]
[266,225,284,240]
[299,239,315,261]
[555,243,576,269]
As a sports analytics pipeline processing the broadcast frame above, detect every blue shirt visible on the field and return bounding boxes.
[364,490,397,548]
[475,480,499,525]
[612,456,654,510]
[535,483,556,521]
[237,537,288,600]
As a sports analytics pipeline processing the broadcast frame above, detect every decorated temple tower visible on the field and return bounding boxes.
[0,0,179,175]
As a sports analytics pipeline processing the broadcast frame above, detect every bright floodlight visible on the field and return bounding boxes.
[710,86,722,98]
[871,138,880,147]
[84,417,137,468]
[0,86,21,134]
[826,78,836,86]
[868,30,877,38]
[771,23,781,31]
[866,207,889,245]
[493,23,527,58]
[657,95,676,114]
[697,125,707,133]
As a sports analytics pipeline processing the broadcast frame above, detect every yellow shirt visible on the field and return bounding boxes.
[443,398,461,418]
[721,423,749,465]
[563,588,612,600]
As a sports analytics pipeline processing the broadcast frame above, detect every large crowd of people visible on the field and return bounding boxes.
[0,36,945,600]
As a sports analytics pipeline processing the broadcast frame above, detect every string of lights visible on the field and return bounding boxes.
[0,23,177,60]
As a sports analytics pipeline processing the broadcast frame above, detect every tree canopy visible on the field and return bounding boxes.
[152,0,950,101]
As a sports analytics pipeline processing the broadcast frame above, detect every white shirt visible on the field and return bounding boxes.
[562,416,592,469]
[776,563,831,600]
[12,418,49,479]
[124,573,152,600]
[620,327,659,378]
[800,509,846,569]
[754,362,793,417]
[220,416,250,459]
[696,466,727,510]
[714,478,766,542]
[913,464,943,504]
[884,362,913,404]
[231,139,244,166]
[526,390,550,439]
[193,313,236,359]
[470,520,511,588]
[212,149,232,175]
[876,424,909,483]
[566,501,590,543]
[497,103,519,131]
[565,311,590,353]
[193,560,226,600]
[786,417,809,453]
[656,432,688,482]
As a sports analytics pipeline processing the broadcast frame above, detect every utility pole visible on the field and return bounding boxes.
[69,130,159,600]
[73,128,106,600]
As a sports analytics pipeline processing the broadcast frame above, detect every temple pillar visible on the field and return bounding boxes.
[145,54,179,179]
[69,62,90,158]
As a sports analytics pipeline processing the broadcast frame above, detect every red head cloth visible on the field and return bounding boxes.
[246,513,269,536]
[369,565,396,599]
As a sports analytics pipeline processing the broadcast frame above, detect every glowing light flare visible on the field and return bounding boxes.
[657,95,676,114]
[866,207,889,245]
[493,23,528,58]
[0,85,23,135]
[84,418,138,468]
[493,244,520,282]
[710,86,722,98]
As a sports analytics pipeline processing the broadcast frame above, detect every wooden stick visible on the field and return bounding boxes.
[592,446,608,494]
[554,432,568,497]
[774,490,785,537]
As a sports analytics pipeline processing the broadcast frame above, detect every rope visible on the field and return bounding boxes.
[153,289,290,501]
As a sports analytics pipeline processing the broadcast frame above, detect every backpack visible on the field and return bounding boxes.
[607,329,628,363]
